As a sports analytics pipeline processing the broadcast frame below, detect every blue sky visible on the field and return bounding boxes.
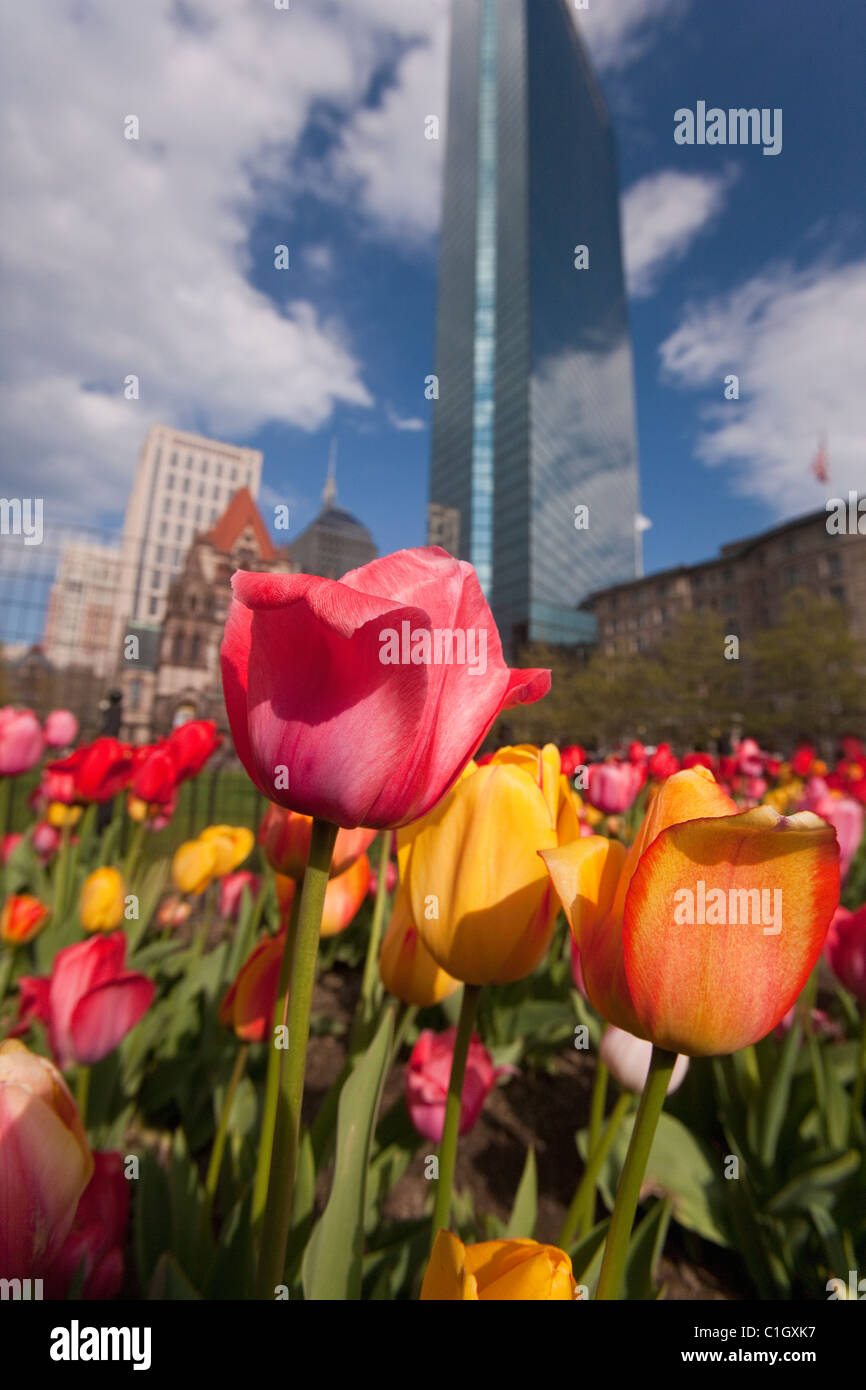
[2,0,864,582]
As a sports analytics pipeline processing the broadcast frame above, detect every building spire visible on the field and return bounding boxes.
[322,437,338,507]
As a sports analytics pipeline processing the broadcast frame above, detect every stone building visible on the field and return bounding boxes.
[290,468,377,580]
[120,488,290,741]
[581,506,866,657]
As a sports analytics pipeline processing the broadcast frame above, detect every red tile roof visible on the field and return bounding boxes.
[203,487,277,562]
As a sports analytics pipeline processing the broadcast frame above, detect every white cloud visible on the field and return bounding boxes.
[577,0,688,72]
[622,169,733,298]
[0,0,445,523]
[386,404,427,432]
[659,258,866,512]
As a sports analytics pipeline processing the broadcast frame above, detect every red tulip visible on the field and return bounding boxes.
[560,745,586,778]
[791,742,816,778]
[43,709,79,749]
[586,761,644,815]
[42,1151,130,1299]
[47,738,135,803]
[220,548,550,829]
[647,743,679,779]
[15,933,155,1068]
[625,741,646,765]
[682,751,715,773]
[825,905,866,1003]
[0,707,44,775]
[131,743,178,806]
[167,719,222,781]
[406,1028,515,1142]
[368,859,398,897]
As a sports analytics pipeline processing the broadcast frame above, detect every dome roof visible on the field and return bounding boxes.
[311,505,375,545]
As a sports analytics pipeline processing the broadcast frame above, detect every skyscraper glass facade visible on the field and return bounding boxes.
[429,0,641,653]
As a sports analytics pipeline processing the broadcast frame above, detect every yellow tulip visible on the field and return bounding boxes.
[379,885,461,1007]
[198,824,255,876]
[172,838,219,895]
[80,867,125,933]
[421,1230,578,1300]
[47,801,81,828]
[398,746,581,985]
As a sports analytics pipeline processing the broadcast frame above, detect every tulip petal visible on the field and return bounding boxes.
[624,807,841,1055]
[419,1230,478,1300]
[68,974,156,1065]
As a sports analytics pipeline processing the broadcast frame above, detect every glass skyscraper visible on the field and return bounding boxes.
[429,0,641,652]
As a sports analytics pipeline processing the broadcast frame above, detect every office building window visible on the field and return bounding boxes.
[170,451,178,468]
[152,570,161,589]
[167,473,174,490]
[176,524,184,541]
[148,596,158,616]
[179,501,187,518]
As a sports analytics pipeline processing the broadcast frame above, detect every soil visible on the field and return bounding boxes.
[302,964,747,1301]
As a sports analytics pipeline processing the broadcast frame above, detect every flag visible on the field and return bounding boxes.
[811,439,829,485]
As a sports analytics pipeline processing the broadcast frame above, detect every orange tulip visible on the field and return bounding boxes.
[542,766,840,1056]
[379,886,460,1007]
[421,1230,578,1301]
[275,852,371,937]
[0,1039,93,1274]
[219,931,285,1042]
[259,803,375,879]
[1,894,50,945]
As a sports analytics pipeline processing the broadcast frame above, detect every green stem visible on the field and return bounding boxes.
[390,1001,417,1067]
[0,948,16,1008]
[203,1044,249,1223]
[848,1011,866,1145]
[122,820,147,886]
[0,777,12,899]
[76,1066,90,1127]
[349,830,393,1056]
[251,881,303,1239]
[580,1054,609,1237]
[559,1090,631,1250]
[595,1046,676,1300]
[430,982,482,1244]
[191,882,217,958]
[255,819,338,1298]
[53,820,73,923]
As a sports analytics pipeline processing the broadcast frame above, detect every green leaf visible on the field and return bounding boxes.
[148,1251,202,1300]
[134,1151,172,1292]
[767,1150,860,1214]
[302,1007,393,1300]
[623,1197,672,1301]
[580,1110,733,1247]
[505,1145,537,1238]
[570,1216,610,1290]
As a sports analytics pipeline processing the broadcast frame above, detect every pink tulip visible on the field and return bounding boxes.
[15,933,155,1069]
[1,832,23,863]
[798,778,864,881]
[368,860,398,898]
[0,1040,93,1276]
[600,1025,689,1094]
[736,737,765,778]
[0,707,44,775]
[42,1151,130,1299]
[219,870,260,921]
[32,821,61,861]
[406,1028,516,1142]
[220,548,550,829]
[43,709,79,749]
[824,905,866,1004]
[586,761,644,815]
